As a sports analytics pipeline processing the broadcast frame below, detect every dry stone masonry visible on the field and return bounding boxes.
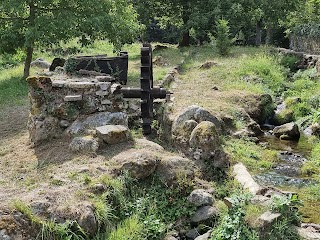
[27,73,129,146]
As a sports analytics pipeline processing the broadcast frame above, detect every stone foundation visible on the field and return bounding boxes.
[27,74,129,145]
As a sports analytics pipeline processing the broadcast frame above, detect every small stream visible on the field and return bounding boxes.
[254,133,316,187]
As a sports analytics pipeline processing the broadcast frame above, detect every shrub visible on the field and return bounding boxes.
[279,55,300,71]
[215,19,232,56]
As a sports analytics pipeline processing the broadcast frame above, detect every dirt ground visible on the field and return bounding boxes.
[0,103,136,211]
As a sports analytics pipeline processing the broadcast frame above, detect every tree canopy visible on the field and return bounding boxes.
[0,0,318,77]
[0,0,141,77]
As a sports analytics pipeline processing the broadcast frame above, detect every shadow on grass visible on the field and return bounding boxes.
[0,67,29,140]
[0,68,28,107]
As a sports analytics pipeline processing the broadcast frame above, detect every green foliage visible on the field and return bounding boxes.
[267,218,300,240]
[0,51,25,70]
[285,0,320,30]
[266,194,303,240]
[87,173,195,239]
[292,23,320,38]
[302,142,320,176]
[279,55,300,71]
[215,19,232,56]
[283,68,320,121]
[270,194,303,224]
[211,191,259,240]
[39,220,87,240]
[0,0,141,52]
[0,0,141,76]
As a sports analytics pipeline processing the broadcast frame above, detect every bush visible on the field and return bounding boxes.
[215,19,232,56]
[279,55,300,71]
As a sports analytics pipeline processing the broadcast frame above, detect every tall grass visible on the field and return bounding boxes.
[236,54,286,95]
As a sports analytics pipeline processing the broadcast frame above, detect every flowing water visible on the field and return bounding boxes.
[254,133,316,187]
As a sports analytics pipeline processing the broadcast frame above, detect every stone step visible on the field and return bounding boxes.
[96,125,130,144]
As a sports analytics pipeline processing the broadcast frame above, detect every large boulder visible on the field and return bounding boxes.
[296,223,320,240]
[67,112,128,135]
[155,156,197,186]
[189,121,221,161]
[30,58,51,69]
[190,206,219,224]
[273,122,300,140]
[245,94,274,124]
[272,109,294,126]
[111,149,160,179]
[172,105,221,140]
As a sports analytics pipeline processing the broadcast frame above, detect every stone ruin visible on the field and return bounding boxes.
[27,73,131,149]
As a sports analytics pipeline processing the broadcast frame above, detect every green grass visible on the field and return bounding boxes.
[224,138,278,173]
[235,54,287,95]
[0,66,28,107]
[103,215,143,240]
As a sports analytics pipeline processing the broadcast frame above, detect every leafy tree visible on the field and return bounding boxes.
[0,0,141,78]
[285,0,320,28]
[133,0,221,46]
[228,0,301,45]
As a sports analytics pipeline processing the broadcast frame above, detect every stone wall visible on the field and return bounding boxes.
[27,74,128,145]
[290,35,320,55]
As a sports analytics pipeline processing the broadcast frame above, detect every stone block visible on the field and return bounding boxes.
[64,95,83,102]
[187,189,214,207]
[52,80,67,88]
[67,82,96,89]
[257,211,281,228]
[96,125,130,144]
[69,136,99,154]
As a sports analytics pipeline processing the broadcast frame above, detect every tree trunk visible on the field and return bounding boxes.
[179,31,190,47]
[255,20,262,46]
[179,3,190,47]
[24,46,34,79]
[23,1,36,79]
[266,26,273,45]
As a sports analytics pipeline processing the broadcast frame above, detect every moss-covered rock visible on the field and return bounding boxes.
[272,109,295,126]
[189,121,222,161]
[245,94,274,124]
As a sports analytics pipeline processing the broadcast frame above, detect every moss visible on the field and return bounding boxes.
[273,109,294,125]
